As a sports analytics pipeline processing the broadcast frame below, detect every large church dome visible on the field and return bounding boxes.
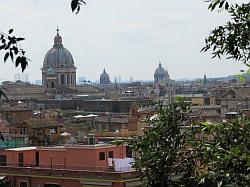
[42,29,77,91]
[43,30,74,68]
[154,63,166,76]
[154,63,170,83]
[100,69,111,85]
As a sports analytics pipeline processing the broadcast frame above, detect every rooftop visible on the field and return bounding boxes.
[6,146,37,151]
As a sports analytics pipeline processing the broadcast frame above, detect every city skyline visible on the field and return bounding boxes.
[0,0,247,83]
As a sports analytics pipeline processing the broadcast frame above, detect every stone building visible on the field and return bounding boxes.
[41,29,76,91]
[219,87,250,118]
[100,69,111,85]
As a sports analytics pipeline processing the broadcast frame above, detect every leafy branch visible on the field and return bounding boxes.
[202,0,250,65]
[71,0,86,14]
[0,29,29,72]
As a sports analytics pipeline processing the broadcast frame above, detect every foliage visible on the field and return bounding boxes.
[71,0,86,14]
[188,118,250,186]
[201,0,250,65]
[0,29,29,72]
[128,98,193,187]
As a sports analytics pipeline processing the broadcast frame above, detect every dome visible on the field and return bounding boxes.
[43,30,74,68]
[100,69,111,85]
[154,63,166,75]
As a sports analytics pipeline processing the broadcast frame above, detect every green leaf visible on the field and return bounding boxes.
[15,56,21,67]
[8,29,13,34]
[4,52,9,62]
[12,46,18,55]
[20,56,28,72]
[71,0,78,12]
[16,37,25,41]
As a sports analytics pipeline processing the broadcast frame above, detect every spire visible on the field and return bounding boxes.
[53,26,63,48]
[56,25,59,36]
[159,62,162,67]
[103,68,106,73]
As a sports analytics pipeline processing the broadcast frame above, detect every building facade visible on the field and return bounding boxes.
[0,145,140,187]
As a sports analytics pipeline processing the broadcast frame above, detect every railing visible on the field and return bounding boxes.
[0,162,134,173]
[0,165,140,180]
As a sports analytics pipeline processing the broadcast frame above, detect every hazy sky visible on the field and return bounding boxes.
[0,0,247,82]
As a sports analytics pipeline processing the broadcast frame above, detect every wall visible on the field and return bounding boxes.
[36,99,152,113]
[39,149,66,169]
[0,149,36,166]
[11,176,81,187]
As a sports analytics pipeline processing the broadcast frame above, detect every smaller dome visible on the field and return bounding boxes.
[154,63,166,75]
[100,69,111,85]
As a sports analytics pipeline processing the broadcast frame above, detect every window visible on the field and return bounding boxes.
[19,181,28,187]
[0,155,6,166]
[18,153,24,167]
[108,151,113,158]
[51,81,55,88]
[21,127,28,134]
[60,74,65,85]
[99,152,105,160]
[50,128,57,134]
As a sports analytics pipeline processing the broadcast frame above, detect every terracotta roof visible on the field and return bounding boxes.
[21,118,64,128]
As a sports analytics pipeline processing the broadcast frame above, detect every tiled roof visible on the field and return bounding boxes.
[22,118,64,128]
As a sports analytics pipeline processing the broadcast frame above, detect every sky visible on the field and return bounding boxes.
[0,0,247,83]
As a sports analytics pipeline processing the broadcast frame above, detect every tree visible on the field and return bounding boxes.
[201,0,250,66]
[188,118,250,186]
[128,98,194,187]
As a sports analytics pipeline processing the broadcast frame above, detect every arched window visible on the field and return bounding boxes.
[51,81,55,88]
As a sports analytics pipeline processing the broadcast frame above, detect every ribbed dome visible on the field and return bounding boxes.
[154,63,166,75]
[43,31,74,68]
[100,69,111,85]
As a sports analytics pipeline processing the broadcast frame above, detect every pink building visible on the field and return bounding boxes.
[0,144,140,187]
